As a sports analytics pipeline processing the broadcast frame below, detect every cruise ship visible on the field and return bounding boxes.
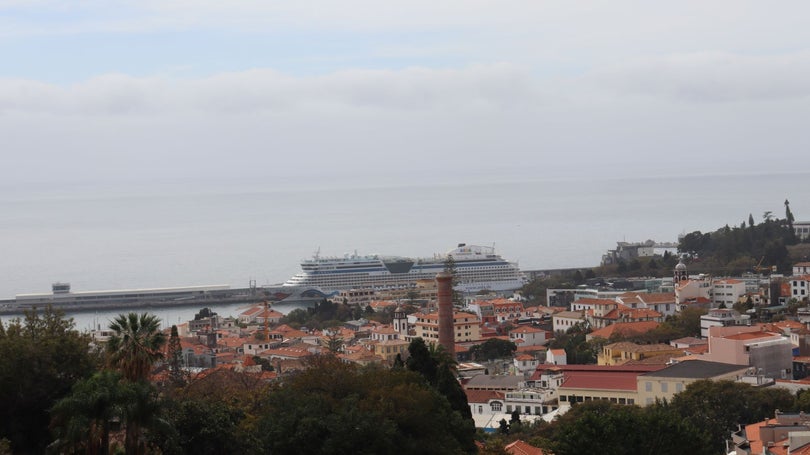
[283,244,527,293]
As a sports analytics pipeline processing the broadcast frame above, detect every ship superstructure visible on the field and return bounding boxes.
[283,244,526,293]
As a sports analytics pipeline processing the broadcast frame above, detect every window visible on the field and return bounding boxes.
[491,402,502,411]
[645,382,652,392]
[676,382,683,393]
[661,382,668,393]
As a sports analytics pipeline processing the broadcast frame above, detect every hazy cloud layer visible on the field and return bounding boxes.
[2,2,810,188]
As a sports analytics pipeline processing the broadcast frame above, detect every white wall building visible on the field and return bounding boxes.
[552,311,585,333]
[712,279,747,308]
[791,275,810,301]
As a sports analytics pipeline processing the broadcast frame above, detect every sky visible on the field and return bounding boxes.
[2,1,810,189]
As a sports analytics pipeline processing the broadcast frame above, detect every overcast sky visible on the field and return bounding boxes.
[2,1,810,189]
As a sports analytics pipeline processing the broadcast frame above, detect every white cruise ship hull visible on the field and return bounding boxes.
[282,244,526,293]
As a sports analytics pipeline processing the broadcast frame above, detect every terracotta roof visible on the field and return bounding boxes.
[743,418,779,455]
[504,440,547,455]
[588,321,660,339]
[723,331,779,341]
[549,349,566,356]
[640,292,677,303]
[560,371,642,391]
[464,389,504,404]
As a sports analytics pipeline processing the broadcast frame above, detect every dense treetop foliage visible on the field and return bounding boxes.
[678,205,801,275]
[259,355,476,454]
[0,308,98,453]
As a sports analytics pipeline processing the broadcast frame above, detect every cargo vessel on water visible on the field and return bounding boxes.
[283,243,527,293]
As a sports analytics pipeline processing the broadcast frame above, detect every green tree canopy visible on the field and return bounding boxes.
[470,338,517,362]
[257,356,476,454]
[0,307,97,453]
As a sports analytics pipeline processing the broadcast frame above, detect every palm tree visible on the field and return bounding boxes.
[120,381,168,455]
[107,313,167,382]
[51,370,125,455]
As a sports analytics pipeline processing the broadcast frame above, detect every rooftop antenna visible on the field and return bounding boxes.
[314,247,320,260]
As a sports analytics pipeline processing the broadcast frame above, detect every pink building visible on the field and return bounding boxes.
[704,326,793,379]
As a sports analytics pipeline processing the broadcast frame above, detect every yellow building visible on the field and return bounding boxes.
[598,342,684,366]
[371,339,410,363]
[413,311,481,344]
[636,360,749,406]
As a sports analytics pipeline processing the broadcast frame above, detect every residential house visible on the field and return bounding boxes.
[791,275,810,301]
[492,299,526,323]
[509,325,549,347]
[616,292,677,317]
[597,342,684,366]
[730,411,810,455]
[546,348,567,365]
[513,354,539,376]
[552,310,585,333]
[586,302,662,330]
[795,262,810,276]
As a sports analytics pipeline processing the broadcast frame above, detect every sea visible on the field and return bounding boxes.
[1,172,807,330]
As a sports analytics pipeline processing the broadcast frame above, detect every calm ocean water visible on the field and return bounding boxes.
[1,172,808,326]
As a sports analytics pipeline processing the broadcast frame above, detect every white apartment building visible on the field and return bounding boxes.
[791,275,810,301]
[712,279,747,308]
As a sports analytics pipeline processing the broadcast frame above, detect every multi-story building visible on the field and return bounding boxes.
[790,275,810,301]
[712,279,747,308]
[412,310,481,344]
[552,311,585,333]
[509,325,549,347]
[616,292,677,317]
[636,360,749,406]
[699,308,750,338]
[703,326,793,379]
[794,222,810,241]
